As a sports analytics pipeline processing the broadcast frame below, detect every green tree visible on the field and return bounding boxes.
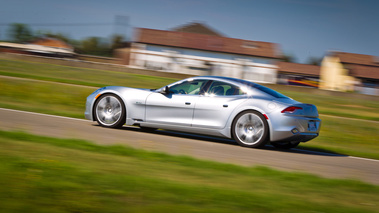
[281,52,297,63]
[8,23,33,43]
[306,56,323,66]
[35,30,72,44]
[110,34,126,50]
[79,37,111,56]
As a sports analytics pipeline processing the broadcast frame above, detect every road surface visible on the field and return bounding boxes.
[0,108,378,185]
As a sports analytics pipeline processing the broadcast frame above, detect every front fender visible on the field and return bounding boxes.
[85,86,153,123]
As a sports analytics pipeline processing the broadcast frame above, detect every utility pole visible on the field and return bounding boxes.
[114,15,129,40]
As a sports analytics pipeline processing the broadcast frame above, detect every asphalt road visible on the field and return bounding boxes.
[1,108,378,185]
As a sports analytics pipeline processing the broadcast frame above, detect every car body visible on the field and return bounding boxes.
[85,76,321,149]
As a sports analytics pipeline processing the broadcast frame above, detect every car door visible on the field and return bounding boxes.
[145,79,208,126]
[192,81,247,129]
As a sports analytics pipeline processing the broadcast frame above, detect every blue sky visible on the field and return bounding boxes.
[0,0,378,63]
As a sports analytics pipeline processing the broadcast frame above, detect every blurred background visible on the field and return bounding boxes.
[0,0,378,95]
[0,1,379,212]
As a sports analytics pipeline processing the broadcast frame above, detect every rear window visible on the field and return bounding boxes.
[252,84,289,99]
[232,78,288,98]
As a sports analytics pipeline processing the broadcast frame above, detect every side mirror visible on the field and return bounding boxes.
[160,86,169,94]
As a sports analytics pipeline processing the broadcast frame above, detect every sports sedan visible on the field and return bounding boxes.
[85,76,321,149]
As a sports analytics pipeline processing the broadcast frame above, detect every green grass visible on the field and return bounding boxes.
[279,90,379,121]
[300,115,379,159]
[0,77,93,118]
[0,130,378,213]
[0,58,178,89]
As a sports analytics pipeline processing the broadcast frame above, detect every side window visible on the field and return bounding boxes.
[207,81,245,96]
[169,80,207,95]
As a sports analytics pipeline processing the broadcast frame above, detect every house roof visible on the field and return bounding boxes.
[333,52,379,66]
[0,42,74,54]
[31,37,73,50]
[350,64,379,79]
[277,61,320,76]
[331,52,379,79]
[170,22,224,37]
[134,28,280,59]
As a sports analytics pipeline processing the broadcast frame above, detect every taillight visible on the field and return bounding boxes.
[281,106,302,113]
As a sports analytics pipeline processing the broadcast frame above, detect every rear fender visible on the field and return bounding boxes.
[221,102,269,139]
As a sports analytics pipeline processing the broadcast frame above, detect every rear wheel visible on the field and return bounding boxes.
[271,142,300,149]
[232,110,268,148]
[94,94,126,128]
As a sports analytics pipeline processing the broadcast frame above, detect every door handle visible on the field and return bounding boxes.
[185,102,191,105]
[223,104,228,108]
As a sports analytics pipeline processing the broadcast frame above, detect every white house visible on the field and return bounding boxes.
[119,23,281,84]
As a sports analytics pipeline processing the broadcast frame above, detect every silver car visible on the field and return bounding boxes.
[85,76,321,149]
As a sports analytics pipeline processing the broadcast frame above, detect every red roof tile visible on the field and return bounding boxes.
[333,52,379,67]
[331,52,379,79]
[134,28,280,59]
[31,37,73,50]
[277,62,320,76]
[350,65,379,79]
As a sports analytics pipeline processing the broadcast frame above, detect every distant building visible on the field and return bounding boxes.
[0,37,74,57]
[277,62,320,88]
[31,37,74,51]
[119,22,281,84]
[319,52,379,95]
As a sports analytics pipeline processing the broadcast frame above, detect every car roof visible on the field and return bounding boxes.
[190,76,258,86]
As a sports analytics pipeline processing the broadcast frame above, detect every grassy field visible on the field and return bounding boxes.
[0,77,93,118]
[1,130,378,213]
[0,58,378,159]
[300,116,379,159]
[0,58,177,89]
[281,90,379,121]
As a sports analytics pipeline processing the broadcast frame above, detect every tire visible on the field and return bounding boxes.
[232,110,269,148]
[94,94,126,128]
[271,142,300,149]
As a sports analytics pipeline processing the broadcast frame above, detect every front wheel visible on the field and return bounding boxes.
[94,94,126,128]
[232,110,268,148]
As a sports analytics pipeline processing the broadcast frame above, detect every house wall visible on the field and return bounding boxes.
[319,56,357,91]
[129,44,278,84]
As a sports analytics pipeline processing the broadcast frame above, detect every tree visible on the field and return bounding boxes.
[35,30,72,44]
[281,52,297,63]
[78,37,111,56]
[77,34,127,57]
[306,56,323,66]
[110,34,126,50]
[8,23,33,43]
